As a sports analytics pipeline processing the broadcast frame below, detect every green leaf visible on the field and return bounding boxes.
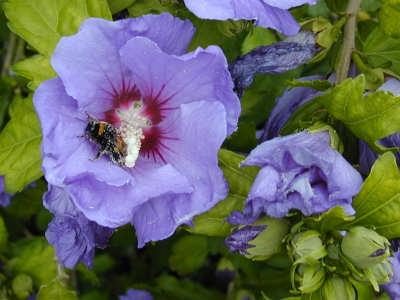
[361,0,381,11]
[5,180,46,220]
[127,0,167,16]
[305,207,354,234]
[241,70,302,126]
[223,121,257,153]
[3,0,112,57]
[287,79,332,91]
[155,274,223,300]
[241,27,277,54]
[169,236,208,275]
[7,238,57,285]
[12,55,56,90]
[379,0,400,38]
[0,216,7,252]
[219,149,258,198]
[187,149,259,236]
[316,75,400,152]
[352,152,400,238]
[281,100,329,135]
[107,0,135,14]
[188,19,248,62]
[362,27,400,76]
[303,17,345,63]
[0,96,42,193]
[325,0,349,12]
[37,279,78,300]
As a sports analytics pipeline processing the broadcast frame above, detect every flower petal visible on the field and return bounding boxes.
[51,14,195,114]
[184,0,301,35]
[262,0,317,9]
[67,162,193,228]
[45,185,113,269]
[132,101,228,246]
[34,78,132,187]
[119,36,240,135]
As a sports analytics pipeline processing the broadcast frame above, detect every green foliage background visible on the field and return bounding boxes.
[0,0,399,299]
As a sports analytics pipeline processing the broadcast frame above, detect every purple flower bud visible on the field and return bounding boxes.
[230,32,317,97]
[225,225,267,255]
[44,186,113,268]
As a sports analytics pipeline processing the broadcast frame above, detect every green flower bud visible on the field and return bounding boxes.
[341,226,390,269]
[322,276,356,300]
[370,259,394,285]
[290,230,327,264]
[364,259,394,292]
[245,217,290,261]
[12,274,32,299]
[296,263,326,294]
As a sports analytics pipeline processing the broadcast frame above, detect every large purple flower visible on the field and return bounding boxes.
[231,131,362,220]
[44,185,113,268]
[34,14,240,248]
[183,0,317,35]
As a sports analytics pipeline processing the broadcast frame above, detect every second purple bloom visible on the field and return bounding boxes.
[230,131,363,222]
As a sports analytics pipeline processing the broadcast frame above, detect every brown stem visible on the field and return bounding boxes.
[335,0,362,84]
[1,32,17,77]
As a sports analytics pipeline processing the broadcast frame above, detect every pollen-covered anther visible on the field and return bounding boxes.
[117,101,150,168]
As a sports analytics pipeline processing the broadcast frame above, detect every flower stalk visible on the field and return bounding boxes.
[335,0,362,84]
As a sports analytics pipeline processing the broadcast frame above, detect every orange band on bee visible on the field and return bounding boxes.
[98,122,106,135]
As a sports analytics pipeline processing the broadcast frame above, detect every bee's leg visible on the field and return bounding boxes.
[90,149,106,161]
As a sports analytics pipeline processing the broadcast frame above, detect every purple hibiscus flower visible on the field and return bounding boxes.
[119,289,153,300]
[0,176,11,207]
[44,185,113,268]
[183,0,317,35]
[34,13,240,249]
[384,251,400,299]
[359,78,400,175]
[230,131,362,220]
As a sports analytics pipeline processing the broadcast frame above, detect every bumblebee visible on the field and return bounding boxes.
[84,115,127,166]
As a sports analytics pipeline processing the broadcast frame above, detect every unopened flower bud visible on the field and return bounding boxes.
[225,217,289,261]
[322,276,356,300]
[295,263,325,294]
[290,230,327,263]
[370,260,394,285]
[12,274,33,299]
[341,226,390,269]
[245,217,289,260]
